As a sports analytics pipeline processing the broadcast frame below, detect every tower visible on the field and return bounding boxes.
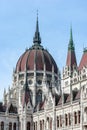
[62,27,77,94]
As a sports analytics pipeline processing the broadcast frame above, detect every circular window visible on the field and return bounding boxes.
[29,80,33,85]
[37,80,42,85]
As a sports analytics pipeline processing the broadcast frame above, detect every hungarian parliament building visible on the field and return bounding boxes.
[0,16,87,130]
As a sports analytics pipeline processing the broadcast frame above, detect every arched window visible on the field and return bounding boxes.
[13,123,16,130]
[36,90,42,103]
[1,121,4,130]
[57,116,59,127]
[84,107,87,122]
[65,114,68,126]
[9,122,12,130]
[34,122,35,130]
[30,90,33,104]
[50,119,52,130]
[27,122,30,130]
[40,121,42,130]
[42,120,44,130]
[60,115,62,127]
[78,111,80,123]
[68,113,71,126]
[47,117,49,129]
[74,112,77,124]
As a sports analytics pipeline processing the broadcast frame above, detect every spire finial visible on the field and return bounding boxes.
[70,25,73,41]
[33,11,41,45]
[68,26,74,51]
[37,9,38,18]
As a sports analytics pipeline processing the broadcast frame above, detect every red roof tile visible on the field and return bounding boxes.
[79,51,87,70]
[15,47,58,74]
[66,50,77,68]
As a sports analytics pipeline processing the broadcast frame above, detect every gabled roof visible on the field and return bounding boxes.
[72,90,80,101]
[39,101,45,111]
[33,100,45,112]
[64,94,71,103]
[73,90,80,100]
[79,48,87,70]
[64,93,69,103]
[57,95,62,105]
[0,102,6,112]
[8,103,17,114]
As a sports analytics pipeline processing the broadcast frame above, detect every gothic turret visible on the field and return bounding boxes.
[66,27,77,70]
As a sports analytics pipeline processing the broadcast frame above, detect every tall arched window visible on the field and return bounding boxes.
[68,113,71,126]
[34,122,35,130]
[27,122,30,130]
[50,119,52,130]
[74,112,77,124]
[60,115,62,127]
[36,90,42,104]
[84,107,87,122]
[78,111,80,123]
[1,121,4,130]
[40,121,42,130]
[65,114,68,126]
[9,122,12,130]
[30,90,33,104]
[57,116,59,127]
[13,123,16,130]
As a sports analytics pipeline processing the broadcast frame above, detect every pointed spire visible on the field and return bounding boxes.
[68,26,74,51]
[66,27,77,68]
[33,10,41,45]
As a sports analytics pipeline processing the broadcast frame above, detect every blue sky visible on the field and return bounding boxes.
[0,0,87,100]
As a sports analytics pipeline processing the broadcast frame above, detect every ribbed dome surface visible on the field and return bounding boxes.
[16,45,58,74]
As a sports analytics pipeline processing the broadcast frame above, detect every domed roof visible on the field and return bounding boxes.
[15,16,58,74]
[16,45,58,74]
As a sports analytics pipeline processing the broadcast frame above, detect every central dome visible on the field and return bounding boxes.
[16,45,58,74]
[13,15,60,107]
[15,16,58,74]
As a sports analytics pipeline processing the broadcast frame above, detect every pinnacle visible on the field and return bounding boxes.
[33,13,41,45]
[68,26,74,51]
